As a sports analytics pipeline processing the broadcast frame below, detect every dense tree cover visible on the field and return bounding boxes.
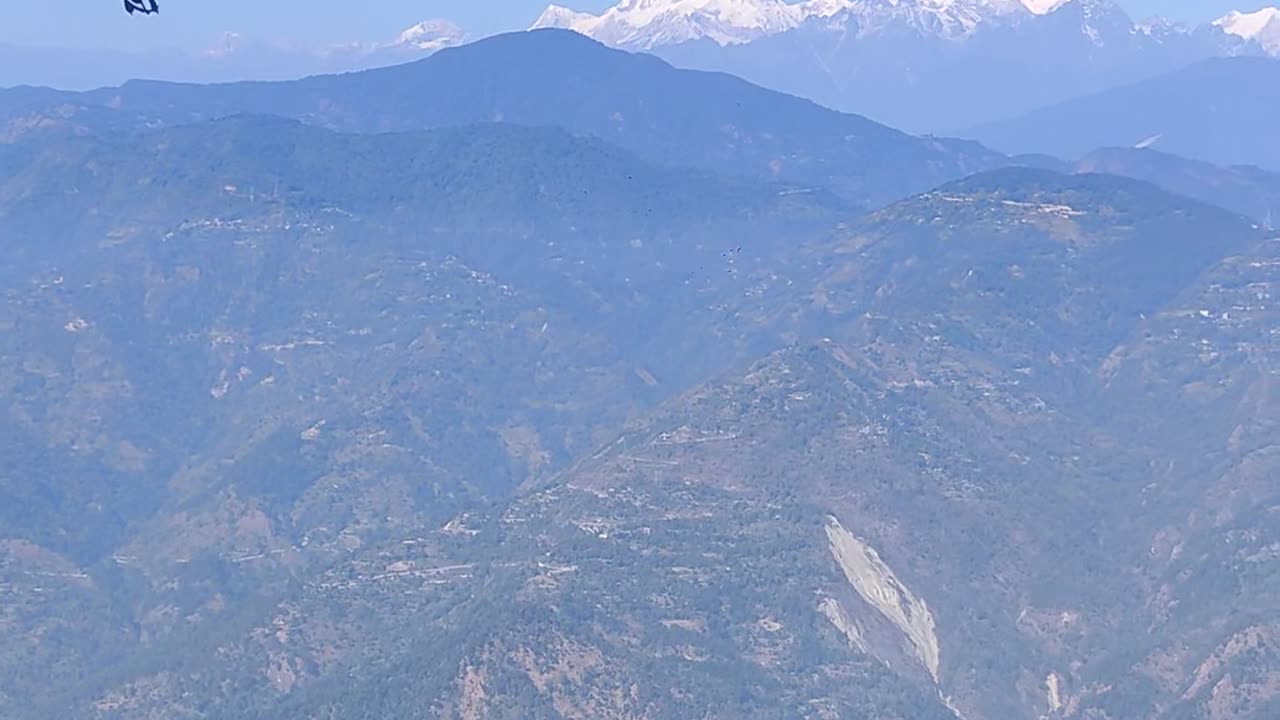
[2,75,1280,720]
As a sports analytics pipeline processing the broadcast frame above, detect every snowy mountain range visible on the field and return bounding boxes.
[533,0,1058,48]
[533,0,1279,53]
[532,0,1278,131]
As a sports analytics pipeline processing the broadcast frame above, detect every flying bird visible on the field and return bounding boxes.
[124,0,159,14]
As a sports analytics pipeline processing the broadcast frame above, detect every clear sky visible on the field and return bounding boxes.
[1,0,1273,51]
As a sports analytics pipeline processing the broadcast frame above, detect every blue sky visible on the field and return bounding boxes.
[1,0,1271,51]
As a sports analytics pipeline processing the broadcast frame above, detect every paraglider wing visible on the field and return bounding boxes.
[123,0,159,15]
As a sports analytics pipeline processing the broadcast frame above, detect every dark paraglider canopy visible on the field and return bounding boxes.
[124,0,159,14]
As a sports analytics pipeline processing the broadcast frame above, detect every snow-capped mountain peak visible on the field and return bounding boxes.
[532,0,810,49]
[531,0,1042,48]
[532,0,1279,53]
[1215,7,1280,54]
[529,0,1137,49]
[394,19,467,51]
[1216,6,1279,37]
[533,5,601,30]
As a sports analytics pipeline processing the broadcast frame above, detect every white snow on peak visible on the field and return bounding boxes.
[531,0,1060,48]
[1216,6,1279,37]
[1020,0,1066,14]
[532,0,814,49]
[394,19,467,51]
[1215,7,1280,54]
[531,0,1275,50]
[534,5,601,29]
[306,18,466,60]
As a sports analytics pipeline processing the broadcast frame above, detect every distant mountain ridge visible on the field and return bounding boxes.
[0,29,1004,208]
[968,56,1280,172]
[1071,146,1280,226]
[532,0,1274,131]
